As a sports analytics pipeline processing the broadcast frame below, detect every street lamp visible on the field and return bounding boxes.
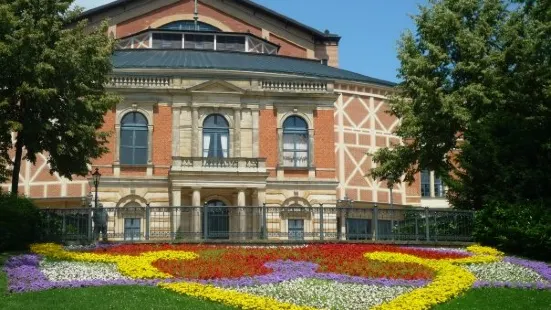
[92,168,101,208]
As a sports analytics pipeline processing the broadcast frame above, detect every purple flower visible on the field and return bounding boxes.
[3,254,158,293]
[504,256,551,282]
[474,280,551,290]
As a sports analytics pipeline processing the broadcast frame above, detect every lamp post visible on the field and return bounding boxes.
[92,168,101,208]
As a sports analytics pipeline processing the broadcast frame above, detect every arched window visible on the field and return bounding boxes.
[160,20,221,32]
[203,114,229,158]
[283,116,309,167]
[120,112,148,165]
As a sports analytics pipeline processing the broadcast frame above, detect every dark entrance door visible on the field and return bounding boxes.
[205,200,229,239]
[124,218,141,241]
[288,219,304,240]
[346,218,371,240]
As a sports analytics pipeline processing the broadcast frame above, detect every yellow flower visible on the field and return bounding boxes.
[31,243,197,279]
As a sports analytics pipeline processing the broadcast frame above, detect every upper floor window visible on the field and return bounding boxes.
[434,175,445,197]
[160,20,221,32]
[282,116,309,167]
[120,112,148,165]
[203,114,229,158]
[421,170,431,197]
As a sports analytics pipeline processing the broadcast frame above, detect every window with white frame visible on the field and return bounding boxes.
[421,170,431,197]
[120,112,148,165]
[203,114,229,158]
[434,174,445,197]
[282,116,309,167]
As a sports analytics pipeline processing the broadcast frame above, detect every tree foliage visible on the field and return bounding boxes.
[371,0,551,210]
[0,0,119,193]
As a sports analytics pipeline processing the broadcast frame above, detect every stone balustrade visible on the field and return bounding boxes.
[171,157,266,173]
[261,80,330,92]
[109,75,172,88]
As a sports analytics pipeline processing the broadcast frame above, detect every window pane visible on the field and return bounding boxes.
[184,34,214,50]
[421,170,431,197]
[134,148,148,165]
[152,33,182,49]
[283,134,295,149]
[283,152,295,167]
[134,130,148,148]
[295,134,308,150]
[120,130,134,147]
[217,35,245,52]
[295,151,308,167]
[120,146,133,164]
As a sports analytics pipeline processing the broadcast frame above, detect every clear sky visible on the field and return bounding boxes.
[74,0,427,82]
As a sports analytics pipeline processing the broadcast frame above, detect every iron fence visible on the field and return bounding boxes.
[38,205,475,244]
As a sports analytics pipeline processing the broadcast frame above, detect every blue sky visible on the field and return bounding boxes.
[75,0,427,82]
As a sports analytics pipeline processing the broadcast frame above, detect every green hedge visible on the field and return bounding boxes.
[0,192,41,251]
[475,201,551,261]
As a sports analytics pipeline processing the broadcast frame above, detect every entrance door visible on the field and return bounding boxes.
[205,200,229,239]
[288,219,304,240]
[124,218,141,241]
[346,218,371,240]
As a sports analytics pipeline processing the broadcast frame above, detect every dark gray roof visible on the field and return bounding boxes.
[112,49,396,87]
[79,0,340,42]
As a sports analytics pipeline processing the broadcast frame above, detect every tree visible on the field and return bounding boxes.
[0,0,119,194]
[370,0,551,210]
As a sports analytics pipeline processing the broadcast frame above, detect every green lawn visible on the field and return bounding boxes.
[435,288,551,310]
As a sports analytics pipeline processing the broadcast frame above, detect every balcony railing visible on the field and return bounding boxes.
[261,80,331,93]
[171,157,266,173]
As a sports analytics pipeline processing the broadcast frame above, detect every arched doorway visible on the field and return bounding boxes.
[204,200,229,239]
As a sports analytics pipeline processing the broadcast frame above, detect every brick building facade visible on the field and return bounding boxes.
[2,0,448,216]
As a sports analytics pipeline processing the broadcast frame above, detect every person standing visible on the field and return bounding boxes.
[93,203,108,242]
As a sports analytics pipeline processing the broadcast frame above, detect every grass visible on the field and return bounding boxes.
[0,252,235,310]
[435,288,551,310]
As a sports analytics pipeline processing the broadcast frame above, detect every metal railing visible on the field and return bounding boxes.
[38,205,475,244]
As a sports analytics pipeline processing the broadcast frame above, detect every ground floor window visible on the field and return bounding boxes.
[288,219,304,240]
[346,218,371,240]
[124,218,141,241]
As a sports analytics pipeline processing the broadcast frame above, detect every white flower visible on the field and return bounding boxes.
[40,260,128,282]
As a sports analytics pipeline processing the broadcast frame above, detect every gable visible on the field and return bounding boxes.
[187,80,244,94]
[81,0,337,60]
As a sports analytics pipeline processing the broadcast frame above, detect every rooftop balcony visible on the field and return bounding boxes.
[171,157,267,174]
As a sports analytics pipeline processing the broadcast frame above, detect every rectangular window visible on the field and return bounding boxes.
[216,35,246,52]
[421,170,431,197]
[346,218,371,240]
[184,34,214,50]
[282,133,309,167]
[152,33,182,49]
[288,219,304,240]
[434,175,445,197]
[124,218,141,241]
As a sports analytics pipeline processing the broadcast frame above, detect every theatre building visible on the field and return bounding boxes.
[1,0,451,240]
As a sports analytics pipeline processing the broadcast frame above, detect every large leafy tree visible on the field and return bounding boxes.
[0,0,119,194]
[370,0,551,210]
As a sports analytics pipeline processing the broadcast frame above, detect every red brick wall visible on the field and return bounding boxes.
[314,110,335,177]
[117,0,262,38]
[153,105,172,175]
[269,34,307,58]
[93,107,116,176]
[259,109,278,168]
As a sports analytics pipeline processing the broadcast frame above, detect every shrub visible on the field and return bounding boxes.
[0,192,41,251]
[474,201,551,261]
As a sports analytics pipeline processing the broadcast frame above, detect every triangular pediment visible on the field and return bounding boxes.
[187,80,244,94]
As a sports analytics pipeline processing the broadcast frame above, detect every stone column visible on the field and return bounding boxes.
[251,109,259,157]
[191,188,202,239]
[429,171,435,198]
[233,108,241,157]
[171,187,182,240]
[191,107,199,157]
[237,189,246,240]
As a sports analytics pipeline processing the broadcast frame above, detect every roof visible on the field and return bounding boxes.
[112,49,396,87]
[79,0,340,42]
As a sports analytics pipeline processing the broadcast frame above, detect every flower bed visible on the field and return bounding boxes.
[3,243,550,309]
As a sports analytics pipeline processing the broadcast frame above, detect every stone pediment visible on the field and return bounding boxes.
[187,80,245,94]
